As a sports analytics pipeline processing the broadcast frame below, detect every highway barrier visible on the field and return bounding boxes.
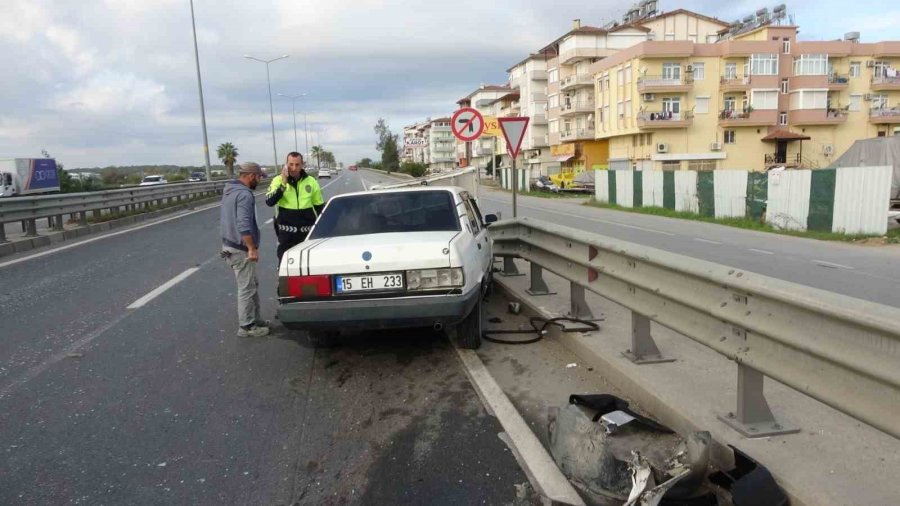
[371,167,478,197]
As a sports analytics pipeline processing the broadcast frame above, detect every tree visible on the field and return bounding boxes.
[373,118,400,174]
[310,145,324,170]
[216,142,239,177]
[357,157,373,168]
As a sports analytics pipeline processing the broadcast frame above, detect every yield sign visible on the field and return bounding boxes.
[451,107,485,142]
[498,116,530,158]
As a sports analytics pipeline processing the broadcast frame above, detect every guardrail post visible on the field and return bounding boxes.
[569,283,596,320]
[78,212,88,226]
[93,210,101,219]
[623,312,675,364]
[526,262,556,296]
[718,363,800,438]
[0,222,6,243]
[23,219,38,237]
[499,257,524,277]
[52,215,64,232]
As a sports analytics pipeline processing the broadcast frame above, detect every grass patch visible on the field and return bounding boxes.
[584,198,888,243]
[519,190,589,199]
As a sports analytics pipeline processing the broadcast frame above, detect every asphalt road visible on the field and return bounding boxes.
[0,169,534,505]
[477,189,900,307]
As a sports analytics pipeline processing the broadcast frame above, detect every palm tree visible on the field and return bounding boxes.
[310,145,324,170]
[217,142,239,177]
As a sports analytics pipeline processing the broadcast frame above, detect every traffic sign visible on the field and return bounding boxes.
[498,117,530,159]
[481,116,502,137]
[451,107,485,142]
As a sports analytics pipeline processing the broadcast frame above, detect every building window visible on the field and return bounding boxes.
[781,78,789,94]
[750,54,778,75]
[548,69,558,83]
[624,99,632,118]
[633,135,638,147]
[662,63,681,80]
[617,101,624,117]
[549,94,559,108]
[849,94,862,111]
[687,160,717,171]
[723,96,736,111]
[751,90,778,110]
[665,33,675,41]
[724,130,736,144]
[692,63,705,80]
[782,38,790,54]
[724,62,737,79]
[662,97,681,115]
[793,54,829,76]
[625,66,632,84]
[849,62,861,77]
[779,112,787,125]
[645,133,652,146]
[872,94,889,109]
[661,160,680,170]
[617,69,624,86]
[695,96,710,114]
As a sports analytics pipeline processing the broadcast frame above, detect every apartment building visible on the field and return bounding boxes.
[456,85,511,170]
[592,7,900,171]
[401,121,429,164]
[506,55,550,174]
[428,117,456,173]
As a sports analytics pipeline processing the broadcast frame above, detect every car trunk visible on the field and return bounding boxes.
[300,231,457,275]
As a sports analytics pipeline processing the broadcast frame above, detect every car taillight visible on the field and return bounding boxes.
[286,275,332,298]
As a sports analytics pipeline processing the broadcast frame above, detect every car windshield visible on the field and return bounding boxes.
[309,191,459,238]
[143,176,161,182]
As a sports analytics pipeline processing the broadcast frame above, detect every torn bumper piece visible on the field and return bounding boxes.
[708,445,788,506]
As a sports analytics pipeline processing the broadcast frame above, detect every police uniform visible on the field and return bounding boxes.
[265,172,325,262]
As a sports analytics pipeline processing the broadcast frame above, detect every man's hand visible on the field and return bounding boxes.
[280,164,289,183]
[247,247,259,262]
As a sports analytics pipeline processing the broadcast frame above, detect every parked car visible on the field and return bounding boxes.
[318,168,333,179]
[533,175,560,193]
[276,187,497,348]
[187,172,206,182]
[139,175,168,186]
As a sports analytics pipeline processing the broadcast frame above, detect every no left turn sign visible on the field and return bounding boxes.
[451,107,485,142]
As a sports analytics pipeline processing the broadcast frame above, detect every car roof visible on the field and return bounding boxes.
[330,186,466,200]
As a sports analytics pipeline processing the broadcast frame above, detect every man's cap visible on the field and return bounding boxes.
[239,162,262,175]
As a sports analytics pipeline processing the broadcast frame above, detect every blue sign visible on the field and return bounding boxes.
[24,158,60,191]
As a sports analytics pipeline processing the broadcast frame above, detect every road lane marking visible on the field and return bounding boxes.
[811,260,854,270]
[127,267,200,309]
[320,177,339,190]
[362,178,369,191]
[693,238,722,245]
[749,248,775,255]
[454,346,586,506]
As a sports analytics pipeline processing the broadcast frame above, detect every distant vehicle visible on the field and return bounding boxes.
[0,158,60,197]
[348,165,358,171]
[277,187,496,348]
[187,172,206,182]
[139,175,168,187]
[318,168,333,179]
[533,175,560,193]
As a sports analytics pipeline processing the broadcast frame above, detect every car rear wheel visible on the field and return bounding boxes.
[456,292,483,350]
[307,330,339,347]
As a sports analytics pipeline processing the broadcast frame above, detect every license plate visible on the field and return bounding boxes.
[335,273,404,293]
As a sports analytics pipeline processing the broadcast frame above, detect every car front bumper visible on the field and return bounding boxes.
[277,286,480,331]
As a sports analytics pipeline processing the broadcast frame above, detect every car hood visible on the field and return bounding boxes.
[286,231,459,276]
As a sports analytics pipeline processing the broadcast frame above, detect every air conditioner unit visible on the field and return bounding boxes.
[823,144,834,156]
[656,143,669,153]
[864,93,873,101]
[643,93,656,102]
[710,142,723,151]
[866,60,876,68]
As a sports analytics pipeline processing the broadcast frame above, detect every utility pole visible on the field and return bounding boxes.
[244,54,289,169]
[189,0,212,182]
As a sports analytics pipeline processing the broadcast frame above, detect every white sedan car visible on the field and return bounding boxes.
[318,168,333,179]
[139,175,168,186]
[277,187,496,348]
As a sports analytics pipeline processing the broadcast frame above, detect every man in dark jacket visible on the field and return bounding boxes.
[221,162,268,338]
[265,152,325,263]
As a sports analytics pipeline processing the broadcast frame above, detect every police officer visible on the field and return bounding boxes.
[265,151,325,263]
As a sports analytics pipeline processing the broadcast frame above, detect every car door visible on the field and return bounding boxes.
[460,193,491,283]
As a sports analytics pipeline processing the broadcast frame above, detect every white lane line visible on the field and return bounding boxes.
[693,238,722,245]
[454,346,586,506]
[362,178,369,191]
[749,248,775,255]
[811,260,855,270]
[320,177,340,190]
[264,218,274,225]
[126,267,200,309]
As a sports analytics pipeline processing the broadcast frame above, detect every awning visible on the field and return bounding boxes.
[761,130,811,142]
[553,154,574,162]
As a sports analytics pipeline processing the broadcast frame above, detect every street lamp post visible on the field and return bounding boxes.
[277,93,306,153]
[244,54,288,169]
[189,0,212,182]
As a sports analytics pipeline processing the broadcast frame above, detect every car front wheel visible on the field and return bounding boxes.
[455,293,483,350]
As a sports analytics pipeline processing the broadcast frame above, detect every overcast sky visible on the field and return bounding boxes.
[1,0,896,169]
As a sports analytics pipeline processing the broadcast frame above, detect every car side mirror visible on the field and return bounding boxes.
[484,214,498,225]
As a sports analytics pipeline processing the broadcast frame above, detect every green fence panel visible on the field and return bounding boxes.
[746,172,768,221]
[608,170,617,205]
[697,171,715,217]
[808,169,836,232]
[633,170,643,208]
[663,171,675,210]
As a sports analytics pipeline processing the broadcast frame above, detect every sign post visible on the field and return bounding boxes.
[498,117,530,218]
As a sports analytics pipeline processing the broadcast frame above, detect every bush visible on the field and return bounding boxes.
[400,162,428,178]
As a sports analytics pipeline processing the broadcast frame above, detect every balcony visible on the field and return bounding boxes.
[637,75,693,93]
[549,132,561,145]
[560,74,594,90]
[560,101,595,117]
[720,74,780,92]
[560,128,596,141]
[529,69,548,81]
[718,109,778,127]
[637,111,694,129]
[559,47,607,65]
[869,107,900,124]
[530,132,549,147]
[509,75,523,89]
[430,124,451,131]
[473,145,493,157]
[791,74,850,90]
[430,155,456,163]
[790,108,849,126]
[871,75,900,91]
[531,113,548,125]
[764,152,802,168]
[531,92,547,102]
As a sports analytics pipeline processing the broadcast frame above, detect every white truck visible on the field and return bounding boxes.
[0,158,61,197]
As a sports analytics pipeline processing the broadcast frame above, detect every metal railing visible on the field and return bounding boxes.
[490,217,900,439]
[0,181,226,243]
[637,74,693,87]
[870,106,900,118]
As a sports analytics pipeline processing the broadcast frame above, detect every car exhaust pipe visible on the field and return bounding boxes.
[433,322,443,331]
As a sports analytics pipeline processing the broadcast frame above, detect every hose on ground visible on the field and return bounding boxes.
[482,316,599,345]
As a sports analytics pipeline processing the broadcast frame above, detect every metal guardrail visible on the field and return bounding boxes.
[490,217,900,439]
[370,167,478,197]
[0,181,226,242]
